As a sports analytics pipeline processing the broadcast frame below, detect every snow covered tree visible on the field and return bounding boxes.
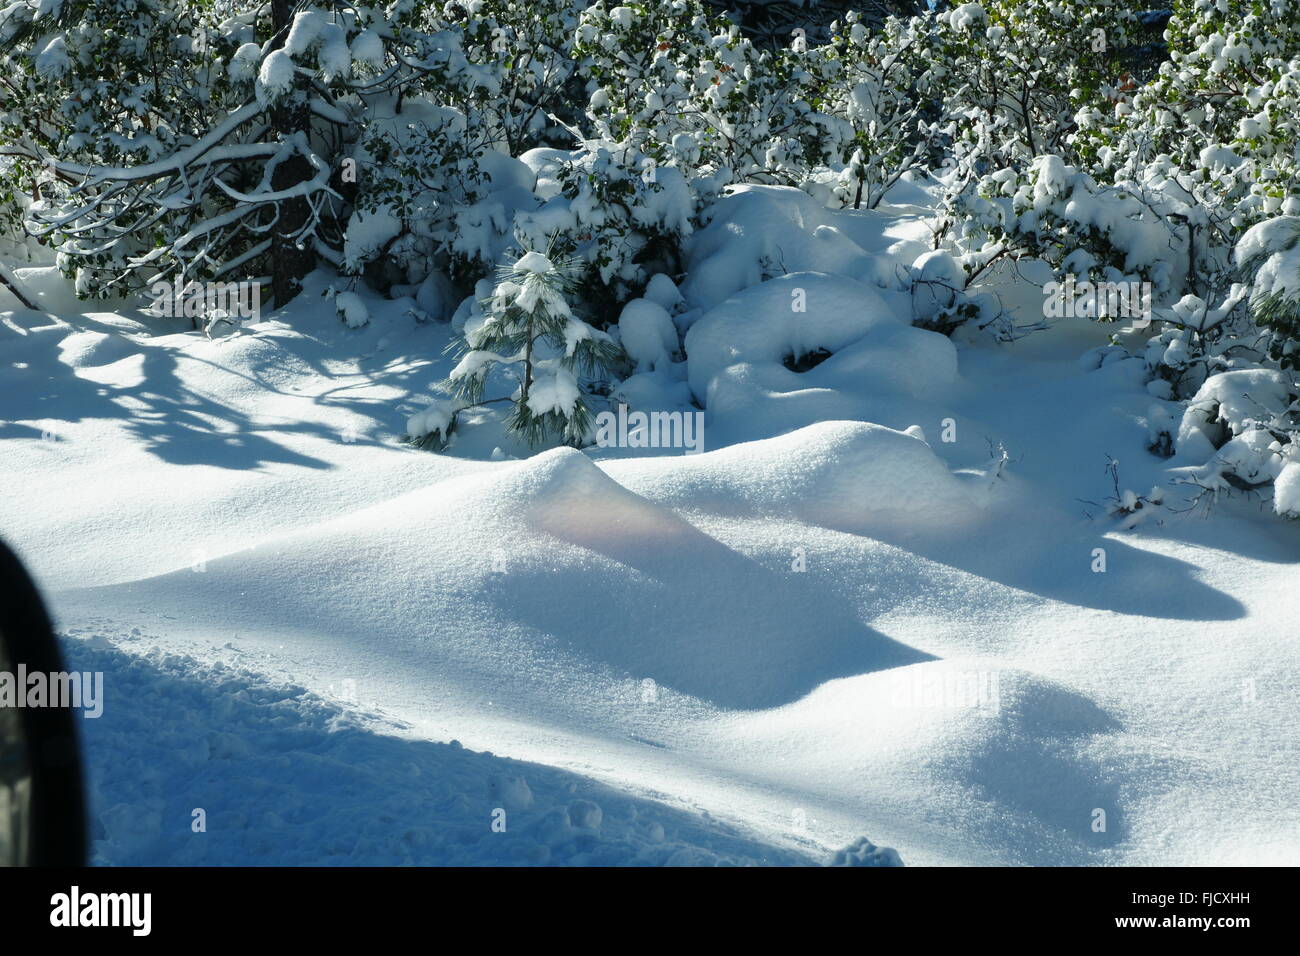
[0,0,362,304]
[1067,0,1300,315]
[340,0,587,292]
[1237,215,1300,369]
[0,1,516,307]
[407,249,624,450]
[818,11,940,210]
[930,0,1137,241]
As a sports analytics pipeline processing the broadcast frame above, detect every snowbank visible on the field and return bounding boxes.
[683,272,902,403]
[607,420,977,531]
[680,185,905,313]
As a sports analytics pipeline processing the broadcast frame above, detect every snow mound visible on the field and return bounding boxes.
[680,186,902,313]
[714,661,1126,864]
[334,290,370,328]
[1275,461,1300,517]
[643,273,685,314]
[1179,370,1295,440]
[799,321,959,396]
[62,445,929,711]
[608,420,976,531]
[56,329,138,369]
[618,298,679,373]
[683,272,902,404]
[911,250,965,323]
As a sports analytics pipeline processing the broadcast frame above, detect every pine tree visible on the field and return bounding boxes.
[407,249,624,450]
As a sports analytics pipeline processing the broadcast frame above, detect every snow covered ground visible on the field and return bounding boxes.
[2,184,1297,866]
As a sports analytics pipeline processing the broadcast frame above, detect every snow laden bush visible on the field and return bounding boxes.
[1,0,264,297]
[930,0,1137,241]
[975,155,1203,306]
[514,143,697,320]
[1237,215,1300,369]
[1140,286,1254,402]
[558,0,835,309]
[406,250,624,450]
[0,0,369,302]
[1171,368,1300,518]
[557,2,941,306]
[812,12,941,211]
[577,0,837,188]
[1081,0,1300,210]
[341,0,587,291]
[938,1,1300,371]
[1062,0,1300,338]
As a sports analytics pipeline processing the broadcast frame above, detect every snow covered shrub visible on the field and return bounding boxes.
[1237,215,1300,369]
[0,1,571,307]
[975,155,1192,304]
[557,1,793,306]
[562,1,941,306]
[1140,290,1254,400]
[1173,368,1300,516]
[340,0,587,291]
[406,250,625,450]
[1099,456,1165,530]
[0,0,269,297]
[1073,0,1300,310]
[0,155,39,307]
[1085,0,1300,186]
[514,144,697,320]
[0,1,429,304]
[452,0,587,157]
[815,12,941,210]
[576,0,842,187]
[931,0,1138,237]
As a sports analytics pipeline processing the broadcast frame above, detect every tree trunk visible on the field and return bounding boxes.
[269,0,316,308]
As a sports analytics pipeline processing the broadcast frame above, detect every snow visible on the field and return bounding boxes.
[334,290,370,329]
[680,185,906,313]
[828,836,904,867]
[524,365,580,418]
[1275,461,1300,517]
[3,180,1299,869]
[950,4,987,31]
[1175,368,1296,462]
[283,11,323,58]
[1237,216,1300,303]
[349,29,385,70]
[64,639,811,866]
[643,273,685,314]
[342,208,402,273]
[682,271,909,403]
[228,42,262,83]
[911,250,965,323]
[34,35,69,78]
[512,251,554,274]
[407,399,462,446]
[318,24,351,82]
[617,298,678,373]
[606,420,977,529]
[256,50,297,105]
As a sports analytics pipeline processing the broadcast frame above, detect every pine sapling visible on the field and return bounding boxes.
[406,249,624,450]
